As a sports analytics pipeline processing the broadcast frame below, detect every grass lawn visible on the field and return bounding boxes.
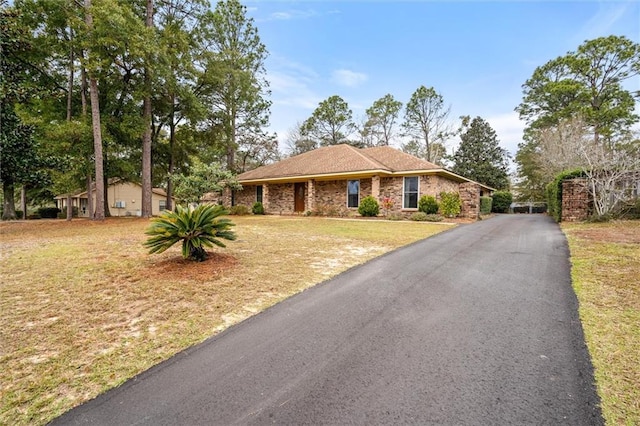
[0,215,454,425]
[562,220,640,425]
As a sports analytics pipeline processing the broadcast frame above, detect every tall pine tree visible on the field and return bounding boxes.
[451,116,510,190]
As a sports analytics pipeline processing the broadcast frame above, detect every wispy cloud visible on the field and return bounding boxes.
[255,8,336,23]
[331,69,369,88]
[485,112,526,159]
[267,56,322,110]
[573,1,630,43]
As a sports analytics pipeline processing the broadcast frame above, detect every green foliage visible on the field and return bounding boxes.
[402,85,451,164]
[144,204,236,261]
[358,195,380,217]
[451,116,510,190]
[491,191,513,213]
[171,161,241,205]
[37,207,60,219]
[362,94,403,146]
[438,191,461,218]
[480,196,493,215]
[546,169,586,222]
[302,95,355,147]
[411,212,428,221]
[252,202,264,215]
[516,36,639,139]
[229,205,251,216]
[418,195,439,214]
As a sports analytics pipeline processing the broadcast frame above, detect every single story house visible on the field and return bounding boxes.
[234,144,494,219]
[55,180,171,217]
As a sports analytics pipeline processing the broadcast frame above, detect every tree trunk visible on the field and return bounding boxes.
[2,181,16,220]
[166,112,175,211]
[85,0,105,220]
[86,174,93,218]
[20,185,27,219]
[66,194,73,221]
[103,172,111,217]
[141,0,154,217]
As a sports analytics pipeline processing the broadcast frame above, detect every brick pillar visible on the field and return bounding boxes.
[306,179,315,212]
[263,183,270,212]
[561,178,589,222]
[371,175,380,201]
[459,182,480,220]
[222,187,232,207]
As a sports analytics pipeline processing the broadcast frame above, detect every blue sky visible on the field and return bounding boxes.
[245,0,640,160]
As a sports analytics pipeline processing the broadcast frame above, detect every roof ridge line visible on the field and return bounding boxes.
[345,144,390,172]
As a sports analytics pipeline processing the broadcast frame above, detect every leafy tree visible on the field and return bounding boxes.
[402,86,452,164]
[491,191,513,213]
[285,121,317,155]
[516,36,640,142]
[144,204,236,261]
[171,161,242,205]
[451,116,510,190]
[302,95,355,146]
[362,94,402,146]
[200,0,272,172]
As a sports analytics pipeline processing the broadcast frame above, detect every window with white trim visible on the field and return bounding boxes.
[159,200,167,211]
[403,177,419,209]
[347,180,360,208]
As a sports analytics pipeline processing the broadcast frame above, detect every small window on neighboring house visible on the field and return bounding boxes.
[159,200,166,211]
[231,190,236,207]
[403,177,419,209]
[347,180,360,208]
[256,185,263,203]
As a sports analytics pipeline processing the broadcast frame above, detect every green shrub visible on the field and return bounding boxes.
[439,192,461,218]
[491,191,513,213]
[144,204,236,261]
[418,195,439,214]
[411,212,428,221]
[358,195,379,217]
[15,210,23,219]
[37,207,61,219]
[252,202,264,215]
[480,196,492,215]
[229,205,250,216]
[546,169,585,222]
[386,212,404,221]
[424,214,444,222]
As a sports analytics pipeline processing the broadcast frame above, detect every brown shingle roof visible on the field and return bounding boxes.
[237,144,440,182]
[361,146,440,171]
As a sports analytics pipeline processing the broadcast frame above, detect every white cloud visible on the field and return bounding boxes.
[485,112,526,158]
[257,9,320,22]
[331,69,368,88]
[573,2,630,43]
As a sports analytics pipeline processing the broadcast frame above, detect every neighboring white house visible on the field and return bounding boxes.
[55,180,172,217]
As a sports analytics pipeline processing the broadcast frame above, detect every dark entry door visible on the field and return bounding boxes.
[294,182,305,212]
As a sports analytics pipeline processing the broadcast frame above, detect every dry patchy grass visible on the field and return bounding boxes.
[562,220,640,425]
[0,215,453,425]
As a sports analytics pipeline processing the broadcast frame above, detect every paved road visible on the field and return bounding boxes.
[53,215,602,425]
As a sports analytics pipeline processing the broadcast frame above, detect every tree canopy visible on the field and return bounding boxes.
[451,116,510,190]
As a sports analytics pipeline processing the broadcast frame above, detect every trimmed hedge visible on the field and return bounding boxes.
[546,169,585,222]
[252,202,264,215]
[480,196,492,215]
[491,191,513,213]
[37,207,61,219]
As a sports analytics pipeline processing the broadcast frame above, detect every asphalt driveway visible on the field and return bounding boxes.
[52,214,602,425]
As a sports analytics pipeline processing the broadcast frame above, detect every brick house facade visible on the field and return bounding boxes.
[235,145,493,219]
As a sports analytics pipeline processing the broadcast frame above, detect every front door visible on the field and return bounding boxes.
[294,182,305,212]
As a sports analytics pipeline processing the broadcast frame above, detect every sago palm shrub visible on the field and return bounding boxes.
[144,204,236,261]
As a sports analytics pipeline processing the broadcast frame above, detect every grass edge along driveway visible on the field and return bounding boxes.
[0,215,454,425]
[563,220,640,425]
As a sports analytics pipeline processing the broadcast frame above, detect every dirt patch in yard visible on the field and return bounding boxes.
[569,221,640,244]
[147,253,238,281]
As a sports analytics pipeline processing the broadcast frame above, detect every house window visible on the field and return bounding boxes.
[159,200,166,211]
[256,185,263,203]
[403,177,419,209]
[347,180,360,208]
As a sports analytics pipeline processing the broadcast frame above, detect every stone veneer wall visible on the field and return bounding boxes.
[459,182,480,219]
[235,186,257,207]
[562,178,589,222]
[268,183,295,214]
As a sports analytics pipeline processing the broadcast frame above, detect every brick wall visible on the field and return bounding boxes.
[459,182,480,219]
[235,186,256,207]
[562,178,589,222]
[268,183,295,214]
